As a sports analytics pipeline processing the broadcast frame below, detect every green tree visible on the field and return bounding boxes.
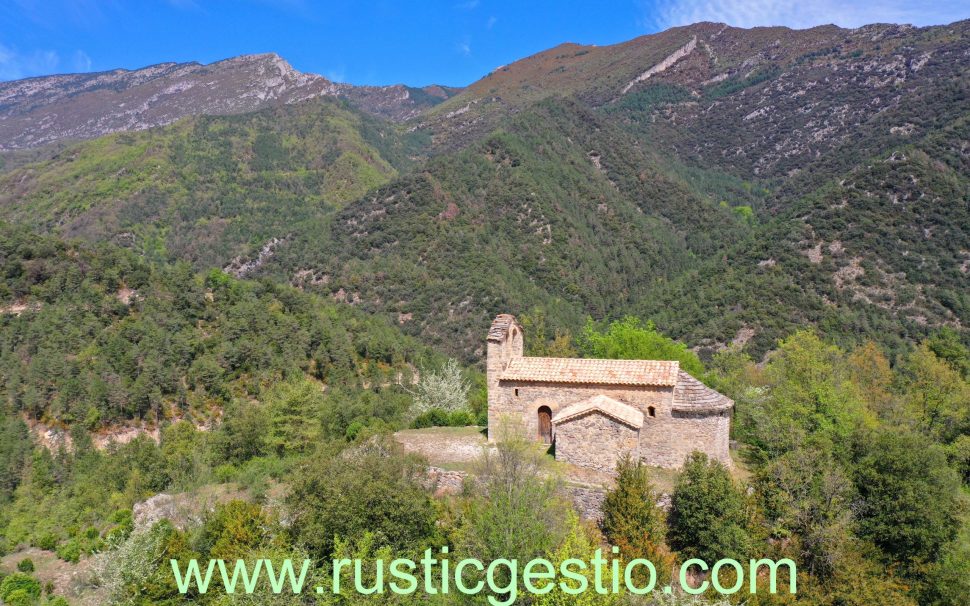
[740,331,871,462]
[926,327,970,379]
[211,400,269,464]
[160,421,209,489]
[756,448,854,578]
[458,429,568,593]
[601,456,674,585]
[668,452,751,562]
[901,344,970,444]
[581,317,705,376]
[532,513,620,606]
[852,430,961,568]
[265,377,324,456]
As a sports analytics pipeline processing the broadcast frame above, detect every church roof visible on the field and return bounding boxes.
[672,370,734,412]
[501,356,680,386]
[552,394,644,429]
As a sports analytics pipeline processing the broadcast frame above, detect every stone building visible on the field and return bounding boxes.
[486,314,733,472]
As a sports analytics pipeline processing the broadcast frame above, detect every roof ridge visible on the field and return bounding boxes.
[520,355,679,364]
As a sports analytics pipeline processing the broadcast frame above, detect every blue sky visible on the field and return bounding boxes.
[1,1,967,85]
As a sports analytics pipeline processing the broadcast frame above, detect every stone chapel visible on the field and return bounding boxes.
[486,314,733,472]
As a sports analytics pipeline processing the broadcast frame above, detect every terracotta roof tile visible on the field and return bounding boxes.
[672,370,733,412]
[501,357,680,386]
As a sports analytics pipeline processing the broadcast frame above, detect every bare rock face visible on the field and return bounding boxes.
[132,494,180,532]
[0,53,460,150]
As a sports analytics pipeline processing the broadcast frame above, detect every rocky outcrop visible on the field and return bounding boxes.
[0,54,461,150]
[621,36,698,94]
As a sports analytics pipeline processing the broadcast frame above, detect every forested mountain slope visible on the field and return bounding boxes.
[0,20,966,360]
[0,98,428,268]
[0,224,433,429]
[261,99,752,356]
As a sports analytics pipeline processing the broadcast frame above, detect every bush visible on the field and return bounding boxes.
[411,408,476,428]
[286,436,438,558]
[213,463,237,483]
[56,539,81,563]
[16,558,34,573]
[36,533,57,551]
[408,358,470,415]
[0,573,41,603]
[4,589,34,606]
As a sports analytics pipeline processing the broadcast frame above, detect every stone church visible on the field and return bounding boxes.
[486,314,733,472]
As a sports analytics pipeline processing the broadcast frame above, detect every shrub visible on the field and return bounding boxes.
[0,573,41,603]
[36,533,57,551]
[286,436,437,558]
[16,558,34,573]
[412,408,476,428]
[56,539,81,563]
[212,463,237,483]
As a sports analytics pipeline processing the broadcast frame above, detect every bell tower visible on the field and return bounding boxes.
[486,314,523,441]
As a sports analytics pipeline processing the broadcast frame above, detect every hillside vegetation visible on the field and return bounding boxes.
[3,22,966,360]
[0,99,428,268]
[0,224,436,430]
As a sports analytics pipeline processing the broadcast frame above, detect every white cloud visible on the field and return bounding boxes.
[0,43,61,81]
[325,66,346,83]
[486,15,497,29]
[456,36,472,56]
[646,0,969,30]
[72,49,93,73]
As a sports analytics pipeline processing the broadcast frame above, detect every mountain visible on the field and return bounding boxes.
[0,97,428,267]
[0,20,966,361]
[260,98,752,357]
[0,53,460,151]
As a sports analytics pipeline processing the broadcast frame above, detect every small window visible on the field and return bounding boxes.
[648,406,656,418]
[514,388,519,397]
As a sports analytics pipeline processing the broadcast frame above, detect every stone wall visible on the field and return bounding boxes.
[566,486,607,521]
[486,322,523,442]
[555,411,639,473]
[640,408,732,468]
[491,379,730,469]
[425,466,467,496]
[494,381,671,444]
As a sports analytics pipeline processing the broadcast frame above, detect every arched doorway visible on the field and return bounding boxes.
[537,406,553,444]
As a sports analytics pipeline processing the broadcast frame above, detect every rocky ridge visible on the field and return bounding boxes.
[0,53,459,150]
